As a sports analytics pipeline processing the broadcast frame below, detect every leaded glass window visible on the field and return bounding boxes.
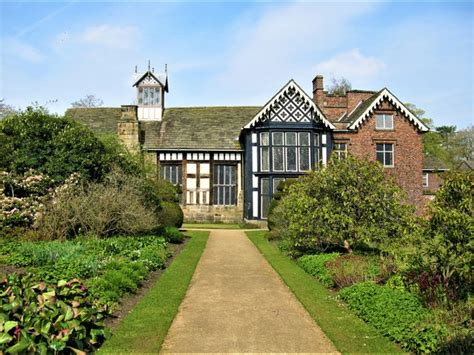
[160,163,182,203]
[138,86,161,106]
[213,165,237,205]
[259,131,313,172]
[260,178,271,219]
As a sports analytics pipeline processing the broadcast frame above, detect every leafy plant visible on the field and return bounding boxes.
[0,273,109,353]
[277,155,418,255]
[163,227,184,244]
[297,253,339,287]
[326,254,383,289]
[339,282,446,353]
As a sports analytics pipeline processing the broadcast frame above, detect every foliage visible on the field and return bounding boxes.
[297,253,339,287]
[156,201,183,229]
[36,168,182,239]
[163,227,185,244]
[267,178,297,232]
[339,282,445,353]
[326,255,387,289]
[71,94,104,108]
[327,77,352,96]
[0,106,108,184]
[407,170,473,305]
[277,155,418,255]
[0,273,109,353]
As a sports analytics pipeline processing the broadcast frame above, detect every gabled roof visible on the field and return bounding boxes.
[133,71,168,92]
[458,160,474,171]
[347,88,429,132]
[423,155,449,171]
[243,80,335,130]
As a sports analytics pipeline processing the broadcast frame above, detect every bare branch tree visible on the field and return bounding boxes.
[328,77,352,96]
[71,94,104,108]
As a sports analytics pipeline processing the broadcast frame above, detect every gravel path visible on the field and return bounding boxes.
[161,229,338,353]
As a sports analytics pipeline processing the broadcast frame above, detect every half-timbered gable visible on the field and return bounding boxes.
[241,80,334,220]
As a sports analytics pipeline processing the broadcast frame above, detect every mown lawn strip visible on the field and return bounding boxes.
[247,231,403,354]
[99,230,209,353]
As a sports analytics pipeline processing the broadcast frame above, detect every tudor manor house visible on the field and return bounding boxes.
[67,64,430,223]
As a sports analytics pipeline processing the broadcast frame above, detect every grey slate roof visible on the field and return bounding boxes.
[423,155,449,171]
[67,106,261,151]
[144,106,261,150]
[65,107,122,134]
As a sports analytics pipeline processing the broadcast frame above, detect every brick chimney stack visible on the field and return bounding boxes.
[312,75,324,106]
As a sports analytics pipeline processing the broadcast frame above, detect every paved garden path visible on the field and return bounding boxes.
[161,229,338,353]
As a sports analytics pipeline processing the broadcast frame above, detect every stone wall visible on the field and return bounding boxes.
[182,205,243,223]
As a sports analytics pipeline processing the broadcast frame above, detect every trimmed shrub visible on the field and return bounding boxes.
[163,226,185,244]
[0,274,109,354]
[157,201,184,228]
[339,282,445,353]
[297,253,339,287]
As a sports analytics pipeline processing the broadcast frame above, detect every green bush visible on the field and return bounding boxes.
[413,170,473,304]
[277,155,418,255]
[0,274,109,353]
[267,178,297,232]
[156,201,184,228]
[326,254,383,289]
[297,253,339,287]
[339,282,445,353]
[163,226,184,244]
[0,106,108,184]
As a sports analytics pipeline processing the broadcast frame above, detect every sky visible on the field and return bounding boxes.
[1,1,473,128]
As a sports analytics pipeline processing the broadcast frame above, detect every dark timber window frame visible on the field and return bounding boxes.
[159,163,183,203]
[332,142,348,159]
[213,164,237,206]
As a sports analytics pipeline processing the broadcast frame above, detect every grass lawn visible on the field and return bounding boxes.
[182,222,262,230]
[99,230,209,353]
[247,230,403,354]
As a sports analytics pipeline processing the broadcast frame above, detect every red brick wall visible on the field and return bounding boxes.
[423,171,444,193]
[333,99,424,210]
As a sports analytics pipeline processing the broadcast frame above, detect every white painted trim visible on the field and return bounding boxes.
[252,174,259,188]
[252,146,258,172]
[322,146,327,165]
[322,134,327,145]
[348,88,429,132]
[252,191,259,217]
[243,79,335,130]
[251,133,257,143]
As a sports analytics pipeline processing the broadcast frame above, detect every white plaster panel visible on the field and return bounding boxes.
[187,177,197,189]
[252,133,257,143]
[252,146,258,172]
[200,163,210,175]
[252,191,259,217]
[187,163,197,174]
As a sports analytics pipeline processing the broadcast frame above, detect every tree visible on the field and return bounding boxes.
[328,77,352,95]
[419,170,474,303]
[0,99,16,120]
[71,94,104,108]
[277,155,417,256]
[0,106,108,184]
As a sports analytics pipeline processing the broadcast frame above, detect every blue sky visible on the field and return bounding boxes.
[1,1,473,128]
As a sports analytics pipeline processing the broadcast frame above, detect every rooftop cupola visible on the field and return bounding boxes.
[133,61,169,121]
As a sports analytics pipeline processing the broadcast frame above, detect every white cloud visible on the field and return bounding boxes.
[79,25,140,49]
[313,49,385,83]
[214,2,378,97]
[3,38,44,63]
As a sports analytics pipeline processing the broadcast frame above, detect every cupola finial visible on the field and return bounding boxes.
[148,60,151,71]
[165,63,168,73]
[134,65,137,73]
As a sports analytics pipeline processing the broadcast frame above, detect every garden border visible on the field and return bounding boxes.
[246,230,404,354]
[99,230,209,353]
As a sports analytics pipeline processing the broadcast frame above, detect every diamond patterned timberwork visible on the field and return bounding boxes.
[244,80,335,129]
